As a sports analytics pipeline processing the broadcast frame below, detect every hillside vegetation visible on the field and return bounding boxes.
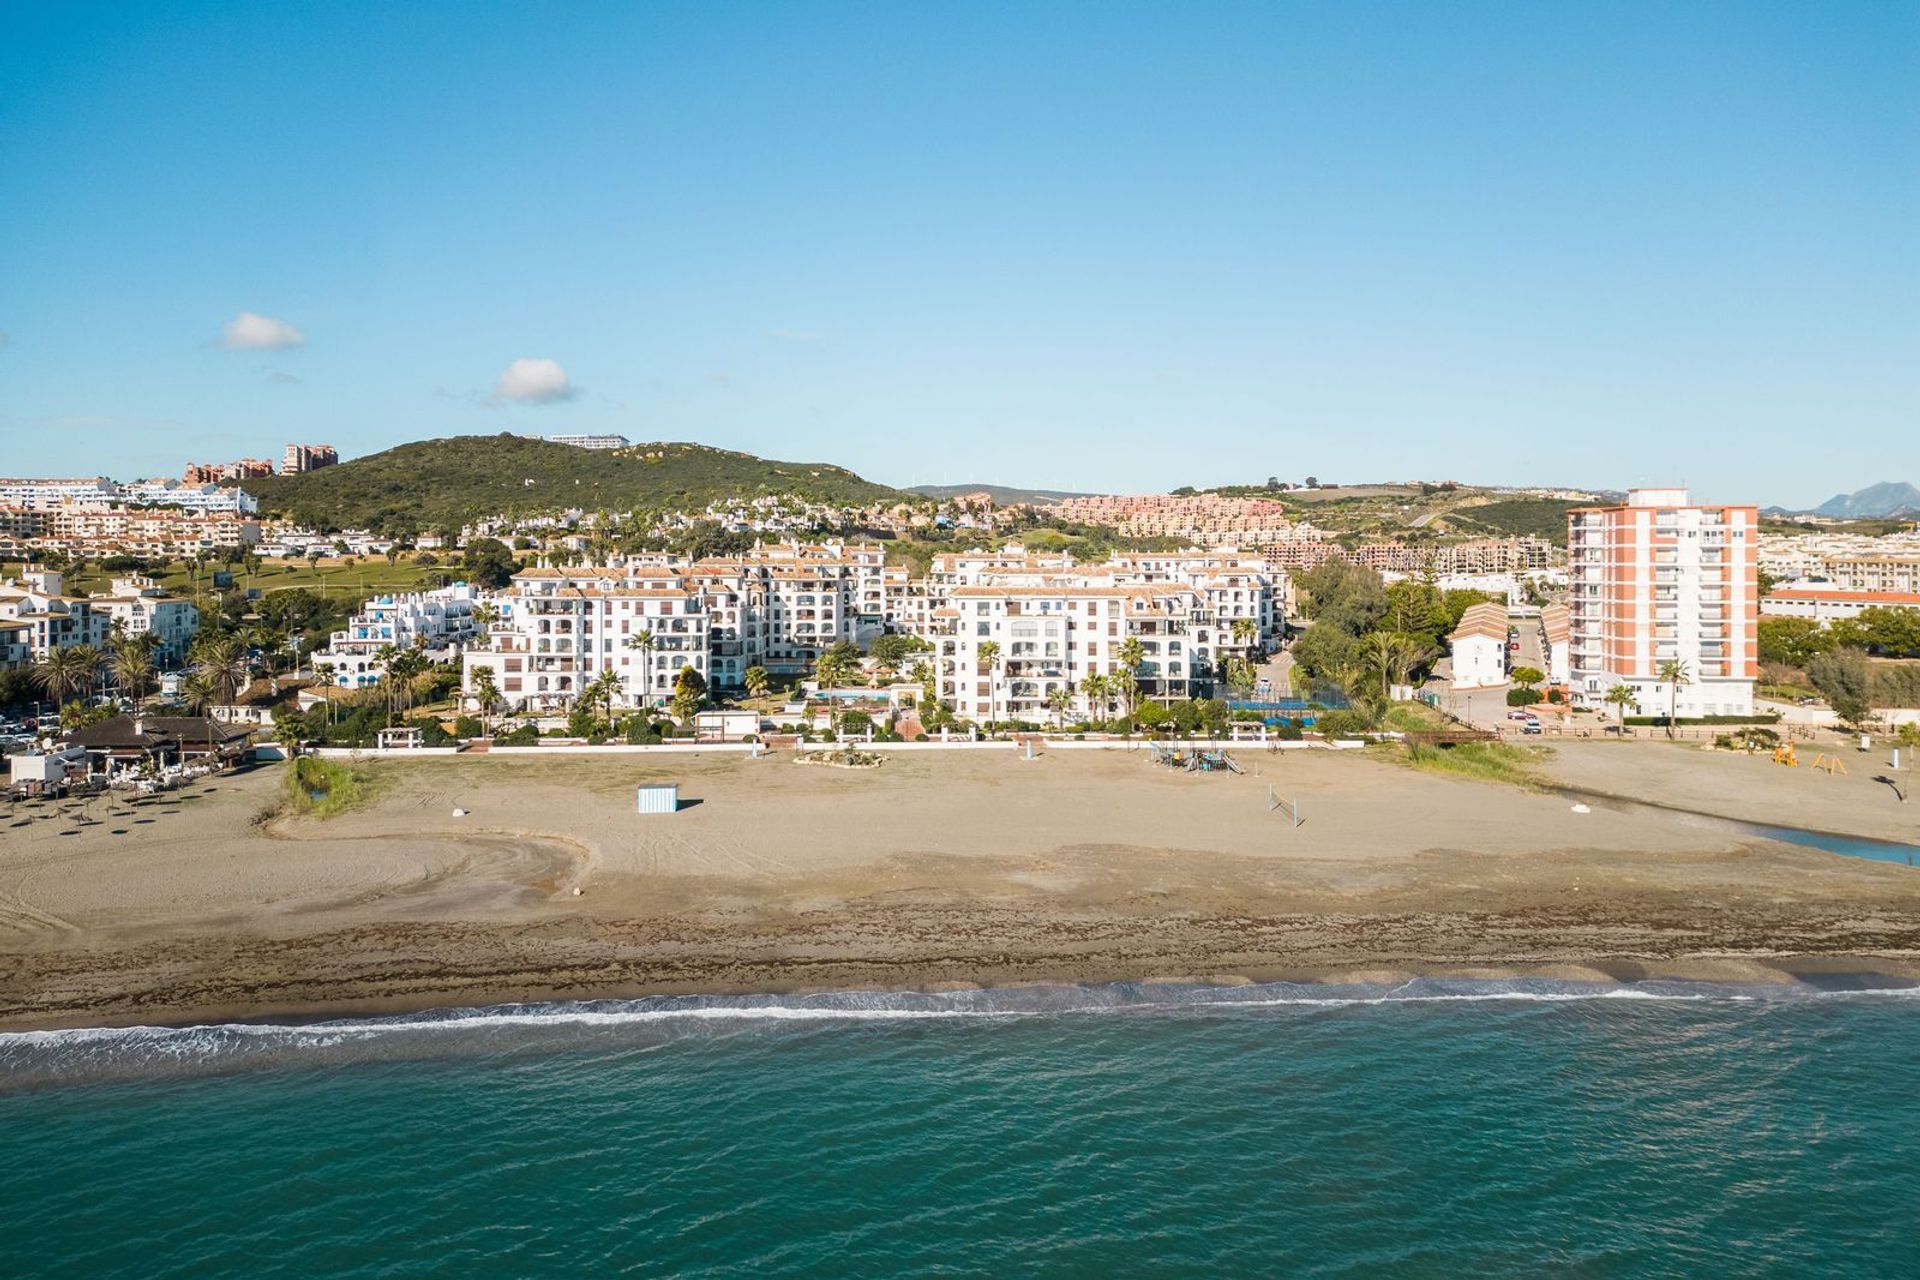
[247,435,910,532]
[1441,498,1586,545]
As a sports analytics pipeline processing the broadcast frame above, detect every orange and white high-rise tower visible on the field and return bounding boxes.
[1567,488,1758,719]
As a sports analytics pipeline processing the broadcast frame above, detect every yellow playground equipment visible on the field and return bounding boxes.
[1772,744,1798,767]
[1807,752,1848,776]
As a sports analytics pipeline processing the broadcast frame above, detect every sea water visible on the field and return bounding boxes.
[3,980,1918,1278]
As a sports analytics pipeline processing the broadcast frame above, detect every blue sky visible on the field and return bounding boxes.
[2,1,1914,506]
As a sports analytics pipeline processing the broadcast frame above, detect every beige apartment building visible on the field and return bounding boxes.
[1821,554,1920,595]
[0,505,260,559]
[1046,494,1294,545]
[1352,537,1555,575]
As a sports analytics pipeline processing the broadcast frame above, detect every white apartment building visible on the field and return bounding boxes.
[919,545,1288,664]
[1447,602,1510,690]
[0,477,257,514]
[90,575,200,666]
[935,582,1226,724]
[463,569,710,713]
[118,480,260,514]
[0,620,31,673]
[544,434,631,450]
[311,584,480,688]
[0,569,110,661]
[1756,530,1920,587]
[1567,489,1758,718]
[460,541,1291,720]
[686,541,898,679]
[1761,586,1920,625]
[0,478,119,509]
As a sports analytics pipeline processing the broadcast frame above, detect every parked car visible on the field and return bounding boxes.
[1521,721,1544,735]
[1506,710,1534,721]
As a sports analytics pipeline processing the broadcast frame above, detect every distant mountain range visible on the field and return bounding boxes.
[1797,482,1920,520]
[906,483,1098,506]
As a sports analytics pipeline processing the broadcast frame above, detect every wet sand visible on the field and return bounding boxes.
[3,744,1918,1031]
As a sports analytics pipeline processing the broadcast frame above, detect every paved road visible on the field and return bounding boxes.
[1512,614,1545,677]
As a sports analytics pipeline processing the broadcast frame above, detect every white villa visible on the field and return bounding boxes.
[310,583,481,688]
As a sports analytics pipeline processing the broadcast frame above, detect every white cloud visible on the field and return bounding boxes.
[265,370,302,385]
[221,311,305,350]
[494,356,577,404]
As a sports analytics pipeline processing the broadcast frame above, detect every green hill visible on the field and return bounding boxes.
[246,435,911,533]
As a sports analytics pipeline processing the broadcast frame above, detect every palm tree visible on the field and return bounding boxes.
[372,643,401,720]
[1604,684,1636,734]
[108,633,157,711]
[1230,617,1257,654]
[385,649,429,722]
[1364,631,1424,703]
[744,664,770,700]
[1116,636,1146,719]
[1080,673,1110,724]
[625,629,657,704]
[588,667,623,722]
[471,602,500,644]
[976,640,1001,730]
[1657,659,1690,739]
[471,667,501,735]
[191,632,253,711]
[179,670,216,714]
[34,644,100,709]
[1046,687,1072,730]
[243,624,281,677]
[1224,656,1256,697]
[313,661,338,727]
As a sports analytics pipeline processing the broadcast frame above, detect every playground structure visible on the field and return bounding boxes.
[1772,743,1849,775]
[1150,744,1243,774]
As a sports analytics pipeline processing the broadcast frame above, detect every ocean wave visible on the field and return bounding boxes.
[5,978,1917,1090]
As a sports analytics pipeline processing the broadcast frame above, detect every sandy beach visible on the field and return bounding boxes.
[3,741,1918,1030]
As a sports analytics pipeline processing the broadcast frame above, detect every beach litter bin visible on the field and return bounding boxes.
[636,784,679,815]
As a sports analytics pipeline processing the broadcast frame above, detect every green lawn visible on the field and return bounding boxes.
[1396,740,1551,788]
[19,556,445,607]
